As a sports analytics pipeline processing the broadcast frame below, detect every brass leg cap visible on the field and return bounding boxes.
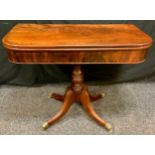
[42,122,49,130]
[48,93,52,98]
[105,122,112,133]
[101,93,105,97]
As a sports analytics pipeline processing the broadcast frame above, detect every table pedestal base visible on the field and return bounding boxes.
[42,65,112,132]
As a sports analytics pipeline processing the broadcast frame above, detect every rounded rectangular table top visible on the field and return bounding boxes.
[2,24,153,64]
[3,24,152,51]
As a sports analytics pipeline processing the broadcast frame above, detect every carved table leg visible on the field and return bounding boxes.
[43,89,74,129]
[80,88,112,132]
[43,65,112,132]
[49,93,65,102]
[89,93,103,102]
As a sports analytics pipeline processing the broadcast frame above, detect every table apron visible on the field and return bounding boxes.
[6,49,148,64]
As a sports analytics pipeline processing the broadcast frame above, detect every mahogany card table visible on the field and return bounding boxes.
[2,24,153,132]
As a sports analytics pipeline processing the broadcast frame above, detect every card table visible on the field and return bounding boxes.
[2,24,153,132]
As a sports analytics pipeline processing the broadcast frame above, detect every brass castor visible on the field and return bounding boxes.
[101,93,105,97]
[42,122,49,130]
[48,93,52,99]
[43,65,112,132]
[105,122,113,133]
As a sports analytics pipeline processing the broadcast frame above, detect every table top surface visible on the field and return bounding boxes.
[3,24,152,51]
[2,24,153,64]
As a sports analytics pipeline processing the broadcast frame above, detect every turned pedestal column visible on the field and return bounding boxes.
[3,24,152,132]
[42,65,112,132]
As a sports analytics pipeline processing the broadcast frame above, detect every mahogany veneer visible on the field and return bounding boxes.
[3,24,152,64]
[2,24,153,132]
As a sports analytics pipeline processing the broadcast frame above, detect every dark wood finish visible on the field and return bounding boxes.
[6,49,148,64]
[2,24,153,132]
[46,88,74,127]
[3,24,152,64]
[45,65,112,131]
[3,24,152,50]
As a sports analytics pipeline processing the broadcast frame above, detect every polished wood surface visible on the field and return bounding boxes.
[2,24,153,131]
[2,24,152,64]
[6,49,147,64]
[3,24,152,50]
[45,65,112,131]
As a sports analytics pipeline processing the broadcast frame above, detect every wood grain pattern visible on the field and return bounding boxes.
[45,65,112,131]
[6,49,147,64]
[2,24,153,64]
[2,24,153,131]
[3,24,152,50]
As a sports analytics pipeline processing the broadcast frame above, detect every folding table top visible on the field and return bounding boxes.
[2,24,153,64]
[3,24,152,51]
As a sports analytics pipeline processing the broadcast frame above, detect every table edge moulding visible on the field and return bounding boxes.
[2,24,153,132]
